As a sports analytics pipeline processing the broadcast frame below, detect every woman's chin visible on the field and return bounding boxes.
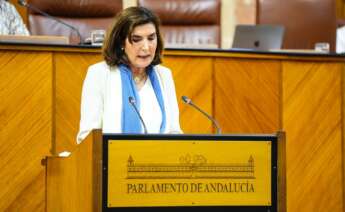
[133,61,152,69]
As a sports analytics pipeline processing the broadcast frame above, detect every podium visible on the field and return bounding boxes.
[46,131,286,212]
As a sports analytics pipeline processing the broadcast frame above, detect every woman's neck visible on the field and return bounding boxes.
[130,66,147,89]
[130,66,145,75]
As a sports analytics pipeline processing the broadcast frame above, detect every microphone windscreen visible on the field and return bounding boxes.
[181,96,191,104]
[128,96,135,104]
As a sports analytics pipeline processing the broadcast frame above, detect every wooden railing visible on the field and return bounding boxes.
[0,44,344,211]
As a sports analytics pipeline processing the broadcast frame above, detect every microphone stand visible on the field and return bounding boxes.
[182,95,222,134]
[18,0,83,45]
[128,97,148,134]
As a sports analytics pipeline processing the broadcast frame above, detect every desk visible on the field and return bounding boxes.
[0,43,344,211]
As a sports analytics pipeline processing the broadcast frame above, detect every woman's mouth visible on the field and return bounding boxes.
[138,55,150,59]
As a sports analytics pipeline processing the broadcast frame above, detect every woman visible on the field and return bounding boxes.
[0,0,29,35]
[77,7,182,143]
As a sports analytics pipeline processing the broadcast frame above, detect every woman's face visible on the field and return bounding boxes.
[124,23,157,72]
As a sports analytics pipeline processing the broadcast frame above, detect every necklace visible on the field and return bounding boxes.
[133,73,147,84]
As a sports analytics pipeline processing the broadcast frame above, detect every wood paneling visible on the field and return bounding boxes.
[5,170,46,211]
[215,58,280,133]
[343,61,345,212]
[163,56,213,134]
[283,62,343,211]
[337,0,345,18]
[46,131,102,212]
[0,51,52,211]
[0,45,344,212]
[55,53,102,154]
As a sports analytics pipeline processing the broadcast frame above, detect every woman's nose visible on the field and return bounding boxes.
[141,40,149,50]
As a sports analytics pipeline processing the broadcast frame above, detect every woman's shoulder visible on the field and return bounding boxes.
[88,61,119,73]
[88,61,110,70]
[155,64,171,71]
[154,64,172,77]
[1,1,17,17]
[1,1,13,9]
[86,61,119,81]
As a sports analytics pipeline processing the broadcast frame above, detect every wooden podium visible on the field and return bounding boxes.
[46,131,286,212]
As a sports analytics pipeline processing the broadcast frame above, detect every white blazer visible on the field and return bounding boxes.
[77,61,182,144]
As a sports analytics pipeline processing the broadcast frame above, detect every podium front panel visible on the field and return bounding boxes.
[102,134,278,212]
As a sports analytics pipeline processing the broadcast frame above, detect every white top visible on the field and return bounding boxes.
[77,61,182,144]
[138,77,162,133]
[0,0,29,35]
[336,26,345,54]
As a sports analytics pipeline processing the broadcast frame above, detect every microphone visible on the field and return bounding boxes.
[181,95,222,134]
[18,0,83,45]
[128,97,148,134]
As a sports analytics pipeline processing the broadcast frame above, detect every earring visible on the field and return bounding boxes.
[121,47,124,51]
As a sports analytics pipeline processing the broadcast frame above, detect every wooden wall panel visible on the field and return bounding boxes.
[55,53,102,154]
[163,56,213,134]
[5,171,46,211]
[47,130,102,212]
[283,62,343,212]
[0,51,52,211]
[214,58,280,133]
[343,62,345,211]
[47,134,94,212]
[336,0,345,18]
[1,45,344,212]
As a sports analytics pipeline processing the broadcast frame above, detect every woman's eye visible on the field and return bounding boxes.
[148,34,156,41]
[131,36,142,43]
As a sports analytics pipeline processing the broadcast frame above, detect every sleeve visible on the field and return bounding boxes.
[164,68,183,134]
[76,66,104,144]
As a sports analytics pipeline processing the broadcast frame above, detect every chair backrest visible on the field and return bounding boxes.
[138,0,221,48]
[257,0,336,51]
[27,0,122,44]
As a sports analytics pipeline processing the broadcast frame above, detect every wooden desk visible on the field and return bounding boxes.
[0,43,344,211]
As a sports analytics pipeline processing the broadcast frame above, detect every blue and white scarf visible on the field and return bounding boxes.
[119,64,166,133]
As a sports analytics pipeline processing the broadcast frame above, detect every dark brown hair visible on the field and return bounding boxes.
[102,6,164,67]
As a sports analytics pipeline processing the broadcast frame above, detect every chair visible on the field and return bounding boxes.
[257,0,336,51]
[138,0,221,48]
[27,0,123,44]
